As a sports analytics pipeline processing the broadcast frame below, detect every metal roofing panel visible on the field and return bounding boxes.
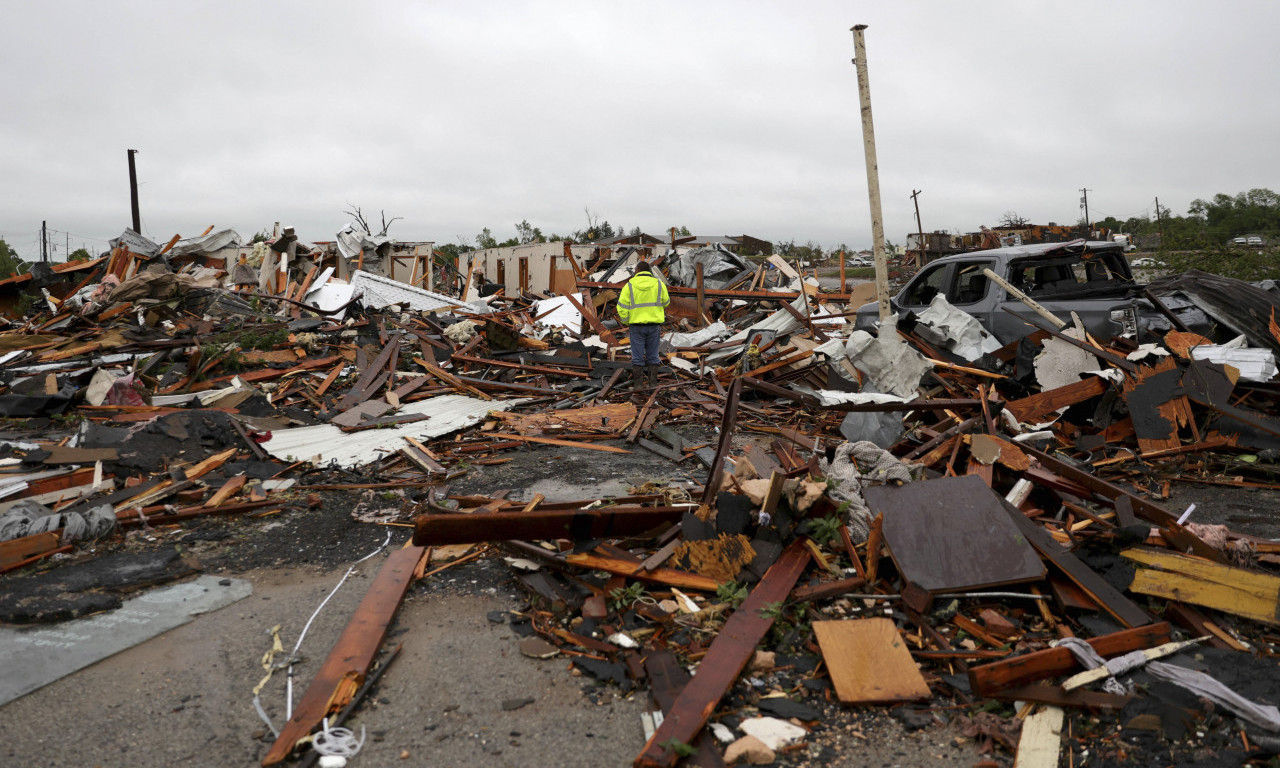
[261,394,516,468]
[348,270,468,313]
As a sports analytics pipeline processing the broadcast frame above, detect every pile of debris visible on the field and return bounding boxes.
[4,226,1280,767]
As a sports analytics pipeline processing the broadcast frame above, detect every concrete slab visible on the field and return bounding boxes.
[0,575,251,706]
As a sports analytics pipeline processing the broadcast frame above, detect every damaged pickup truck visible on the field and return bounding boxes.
[855,240,1145,344]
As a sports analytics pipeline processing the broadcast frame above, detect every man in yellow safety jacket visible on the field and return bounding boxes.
[616,261,670,388]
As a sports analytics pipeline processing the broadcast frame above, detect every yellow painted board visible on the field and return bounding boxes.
[1128,568,1279,626]
[1122,547,1280,594]
[813,618,931,704]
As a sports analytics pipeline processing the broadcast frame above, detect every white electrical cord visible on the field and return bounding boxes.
[287,531,393,719]
[251,531,393,737]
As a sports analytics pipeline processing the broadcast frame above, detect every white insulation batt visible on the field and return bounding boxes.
[262,395,513,468]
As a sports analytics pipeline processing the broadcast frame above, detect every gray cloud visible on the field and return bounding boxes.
[3,1,1278,261]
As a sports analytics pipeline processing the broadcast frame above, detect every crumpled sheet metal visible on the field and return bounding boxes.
[843,319,934,399]
[261,395,517,468]
[914,294,1002,362]
[348,270,467,313]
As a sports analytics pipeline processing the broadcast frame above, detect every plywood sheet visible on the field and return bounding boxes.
[813,618,930,704]
[865,475,1045,592]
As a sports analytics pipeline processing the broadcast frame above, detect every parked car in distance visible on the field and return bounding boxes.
[1130,257,1166,268]
[1247,236,1264,246]
[848,257,872,267]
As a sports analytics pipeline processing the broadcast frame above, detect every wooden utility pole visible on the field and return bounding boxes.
[41,220,48,262]
[1154,197,1163,235]
[1080,187,1092,233]
[910,189,924,268]
[127,149,141,233]
[851,25,891,320]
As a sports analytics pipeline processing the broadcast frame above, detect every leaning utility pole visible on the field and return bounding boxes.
[1079,187,1091,233]
[910,189,924,268]
[851,24,891,320]
[127,149,141,233]
[1154,197,1163,234]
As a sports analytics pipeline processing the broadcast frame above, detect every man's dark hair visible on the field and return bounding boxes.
[634,260,651,273]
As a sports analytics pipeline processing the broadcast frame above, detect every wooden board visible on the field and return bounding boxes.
[0,531,62,570]
[813,618,931,704]
[1001,498,1153,628]
[866,475,1045,592]
[1013,706,1064,768]
[261,544,427,766]
[634,540,809,768]
[1123,547,1280,626]
[967,622,1170,697]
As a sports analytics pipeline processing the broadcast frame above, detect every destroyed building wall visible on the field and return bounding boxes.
[459,241,595,295]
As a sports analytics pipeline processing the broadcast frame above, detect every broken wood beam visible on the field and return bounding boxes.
[262,544,427,766]
[967,622,1171,697]
[413,506,688,547]
[634,540,810,768]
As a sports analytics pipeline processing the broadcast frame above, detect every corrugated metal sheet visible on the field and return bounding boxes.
[348,270,467,313]
[261,395,516,468]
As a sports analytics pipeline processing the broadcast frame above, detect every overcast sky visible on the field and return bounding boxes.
[3,1,1278,262]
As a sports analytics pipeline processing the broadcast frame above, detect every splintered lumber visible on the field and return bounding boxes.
[262,544,427,766]
[991,684,1131,712]
[1000,498,1152,628]
[700,376,741,504]
[967,622,1171,697]
[643,651,727,768]
[1018,443,1225,564]
[488,432,631,454]
[1062,638,1205,691]
[413,505,687,547]
[813,618,931,704]
[634,540,810,768]
[1013,706,1064,768]
[1122,547,1280,626]
[0,531,62,571]
[1006,376,1108,424]
[564,550,719,592]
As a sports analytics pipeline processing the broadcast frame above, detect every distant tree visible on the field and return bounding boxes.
[344,204,401,237]
[998,211,1030,228]
[0,239,26,278]
[514,219,544,244]
[68,248,92,262]
[1188,188,1280,243]
[250,230,270,244]
[475,227,497,250]
[666,225,691,237]
[573,208,617,242]
[628,226,643,237]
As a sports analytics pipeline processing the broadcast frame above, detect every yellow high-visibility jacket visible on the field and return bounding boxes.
[617,271,670,325]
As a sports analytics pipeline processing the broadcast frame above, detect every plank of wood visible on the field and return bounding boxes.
[0,531,62,570]
[967,623,1171,697]
[261,544,427,766]
[413,506,687,547]
[1127,564,1280,626]
[565,551,719,592]
[1013,706,1064,768]
[489,432,630,454]
[1006,376,1107,425]
[991,684,1130,711]
[207,475,247,507]
[643,650,727,768]
[813,618,931,704]
[634,541,810,768]
[1000,497,1153,628]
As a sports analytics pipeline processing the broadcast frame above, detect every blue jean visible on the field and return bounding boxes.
[629,323,662,367]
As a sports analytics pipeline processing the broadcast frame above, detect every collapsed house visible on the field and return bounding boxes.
[3,223,1280,767]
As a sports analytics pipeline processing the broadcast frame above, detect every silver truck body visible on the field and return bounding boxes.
[854,240,1138,345]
